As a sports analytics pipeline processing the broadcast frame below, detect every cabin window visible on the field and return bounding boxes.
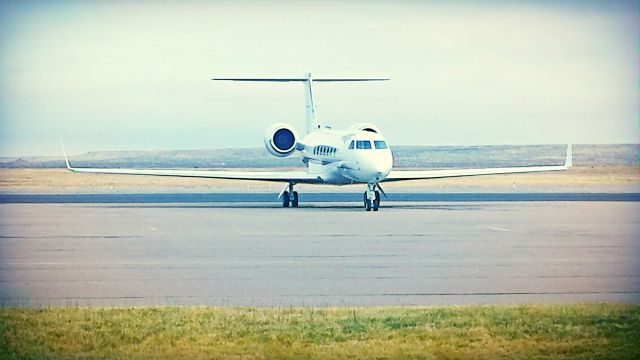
[374,141,388,149]
[348,140,354,149]
[316,145,337,155]
[356,140,371,149]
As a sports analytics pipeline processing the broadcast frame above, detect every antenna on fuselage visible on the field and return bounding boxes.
[212,73,389,134]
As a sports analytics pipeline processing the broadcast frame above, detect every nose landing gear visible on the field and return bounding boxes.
[363,183,380,211]
[281,183,299,208]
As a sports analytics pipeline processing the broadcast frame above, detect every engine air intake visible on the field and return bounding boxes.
[273,128,295,152]
[264,123,298,157]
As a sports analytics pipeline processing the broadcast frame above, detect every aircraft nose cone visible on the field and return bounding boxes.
[352,150,393,183]
[372,157,392,181]
[376,161,392,175]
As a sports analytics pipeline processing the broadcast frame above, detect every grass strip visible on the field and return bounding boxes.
[1,303,638,359]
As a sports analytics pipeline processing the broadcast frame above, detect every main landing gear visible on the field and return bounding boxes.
[282,183,299,208]
[363,183,381,211]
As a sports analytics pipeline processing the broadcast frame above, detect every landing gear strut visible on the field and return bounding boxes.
[363,183,380,211]
[282,183,299,208]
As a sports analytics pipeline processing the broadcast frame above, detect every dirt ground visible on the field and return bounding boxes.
[0,166,637,194]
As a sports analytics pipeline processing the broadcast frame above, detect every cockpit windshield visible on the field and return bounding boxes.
[374,141,388,149]
[356,140,372,149]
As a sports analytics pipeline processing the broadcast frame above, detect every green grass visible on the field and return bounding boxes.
[1,304,638,359]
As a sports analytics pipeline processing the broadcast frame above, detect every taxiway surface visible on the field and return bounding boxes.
[1,197,638,307]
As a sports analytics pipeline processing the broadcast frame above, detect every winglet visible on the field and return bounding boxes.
[564,144,573,168]
[59,139,72,170]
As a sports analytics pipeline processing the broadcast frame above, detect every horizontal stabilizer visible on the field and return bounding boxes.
[212,78,307,82]
[212,78,389,82]
[314,78,389,82]
[212,73,389,134]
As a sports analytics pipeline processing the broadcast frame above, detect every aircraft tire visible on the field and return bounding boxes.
[373,191,380,211]
[283,191,290,208]
[292,191,299,207]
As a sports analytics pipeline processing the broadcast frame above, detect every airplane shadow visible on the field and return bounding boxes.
[98,203,490,211]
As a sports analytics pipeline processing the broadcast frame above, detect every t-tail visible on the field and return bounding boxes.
[211,73,389,134]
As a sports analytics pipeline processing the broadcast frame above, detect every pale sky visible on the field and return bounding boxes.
[0,0,637,156]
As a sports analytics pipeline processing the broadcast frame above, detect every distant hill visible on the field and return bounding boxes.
[0,144,635,169]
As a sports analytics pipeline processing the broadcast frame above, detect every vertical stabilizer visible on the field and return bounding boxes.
[304,72,318,134]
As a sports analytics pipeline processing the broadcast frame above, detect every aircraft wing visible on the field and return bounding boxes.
[384,144,572,182]
[61,150,319,183]
[65,166,320,183]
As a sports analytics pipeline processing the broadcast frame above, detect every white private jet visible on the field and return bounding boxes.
[63,72,572,211]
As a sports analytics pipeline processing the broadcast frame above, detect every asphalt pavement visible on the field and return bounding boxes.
[1,196,638,307]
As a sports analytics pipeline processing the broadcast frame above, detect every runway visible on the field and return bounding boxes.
[2,192,640,203]
[1,195,639,307]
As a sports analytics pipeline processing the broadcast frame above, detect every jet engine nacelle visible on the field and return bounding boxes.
[264,123,299,157]
[349,123,381,134]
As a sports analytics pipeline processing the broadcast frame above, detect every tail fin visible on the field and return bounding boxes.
[212,73,389,134]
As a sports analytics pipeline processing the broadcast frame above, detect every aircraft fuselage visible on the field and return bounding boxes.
[298,128,393,185]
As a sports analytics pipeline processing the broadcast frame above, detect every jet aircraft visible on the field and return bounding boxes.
[63,72,572,211]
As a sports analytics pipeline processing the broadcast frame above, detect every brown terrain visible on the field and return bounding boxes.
[0,166,638,193]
